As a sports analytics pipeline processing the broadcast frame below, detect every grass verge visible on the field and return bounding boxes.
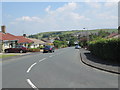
[0,54,17,58]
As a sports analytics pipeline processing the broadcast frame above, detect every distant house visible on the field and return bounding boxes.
[41,38,54,46]
[106,33,119,39]
[28,38,46,48]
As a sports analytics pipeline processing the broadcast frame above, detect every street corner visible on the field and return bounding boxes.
[80,49,120,74]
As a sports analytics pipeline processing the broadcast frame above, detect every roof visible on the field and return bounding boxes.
[0,32,33,44]
[0,32,18,41]
[28,38,46,45]
[41,39,53,43]
[16,36,34,44]
[107,33,119,38]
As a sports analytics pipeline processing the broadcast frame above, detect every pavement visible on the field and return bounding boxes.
[80,48,120,74]
[2,47,118,89]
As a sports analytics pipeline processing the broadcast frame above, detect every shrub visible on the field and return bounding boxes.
[28,48,40,52]
[39,45,44,49]
[89,38,119,62]
[53,40,68,48]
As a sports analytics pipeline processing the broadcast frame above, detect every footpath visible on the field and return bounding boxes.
[80,48,119,74]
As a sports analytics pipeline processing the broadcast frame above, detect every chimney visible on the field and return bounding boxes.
[23,34,26,37]
[1,25,6,33]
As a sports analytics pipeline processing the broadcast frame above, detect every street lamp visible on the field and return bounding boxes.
[83,28,89,42]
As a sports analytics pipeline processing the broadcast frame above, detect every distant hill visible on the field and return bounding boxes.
[28,29,118,39]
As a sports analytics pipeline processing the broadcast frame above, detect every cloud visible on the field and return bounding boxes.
[45,2,78,14]
[16,16,43,23]
[98,13,118,20]
[45,2,89,21]
[45,5,51,12]
[105,0,119,2]
[104,2,118,7]
[56,2,77,12]
[86,2,101,8]
[8,2,117,35]
[13,2,90,24]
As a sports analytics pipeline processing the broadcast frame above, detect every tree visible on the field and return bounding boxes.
[68,37,78,46]
[79,37,87,47]
[98,30,110,38]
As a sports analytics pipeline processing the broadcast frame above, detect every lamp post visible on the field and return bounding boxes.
[83,28,89,42]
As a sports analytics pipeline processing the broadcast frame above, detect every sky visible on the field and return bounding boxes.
[1,1,118,35]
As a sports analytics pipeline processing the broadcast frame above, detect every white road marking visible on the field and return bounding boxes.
[49,55,53,57]
[26,51,66,89]
[27,62,37,73]
[27,79,39,90]
[39,58,46,62]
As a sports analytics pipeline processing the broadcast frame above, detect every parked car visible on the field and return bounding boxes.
[75,45,81,49]
[4,45,28,53]
[43,45,55,53]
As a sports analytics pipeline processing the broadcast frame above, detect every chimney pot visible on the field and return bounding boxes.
[23,34,26,37]
[1,25,6,33]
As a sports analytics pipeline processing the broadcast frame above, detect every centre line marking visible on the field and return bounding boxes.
[39,58,46,62]
[27,62,37,73]
[27,79,39,90]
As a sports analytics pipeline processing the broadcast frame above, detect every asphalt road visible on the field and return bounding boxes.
[2,47,118,88]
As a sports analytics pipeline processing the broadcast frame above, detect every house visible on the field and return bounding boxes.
[41,38,54,46]
[28,38,46,48]
[0,26,34,52]
[15,35,34,48]
[0,39,2,53]
[106,33,119,39]
[0,26,18,52]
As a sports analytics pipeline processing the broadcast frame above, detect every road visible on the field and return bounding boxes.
[2,47,118,88]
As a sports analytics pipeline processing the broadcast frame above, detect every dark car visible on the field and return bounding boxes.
[4,45,28,53]
[43,45,55,53]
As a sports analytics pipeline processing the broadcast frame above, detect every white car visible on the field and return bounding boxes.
[75,45,81,49]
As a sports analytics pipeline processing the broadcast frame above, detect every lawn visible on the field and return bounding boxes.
[0,54,17,58]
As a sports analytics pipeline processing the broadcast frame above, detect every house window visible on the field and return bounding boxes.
[4,42,9,47]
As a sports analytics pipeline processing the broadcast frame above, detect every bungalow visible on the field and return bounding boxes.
[15,35,34,48]
[28,38,46,48]
[0,26,34,52]
[41,38,54,46]
[0,26,18,52]
[0,40,2,53]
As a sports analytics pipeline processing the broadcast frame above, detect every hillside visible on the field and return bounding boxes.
[28,29,118,39]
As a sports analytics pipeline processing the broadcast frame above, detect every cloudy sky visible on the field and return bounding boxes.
[1,1,118,35]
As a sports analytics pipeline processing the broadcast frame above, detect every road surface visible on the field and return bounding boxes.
[2,47,118,88]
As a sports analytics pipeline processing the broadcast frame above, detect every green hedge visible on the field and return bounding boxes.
[89,38,119,62]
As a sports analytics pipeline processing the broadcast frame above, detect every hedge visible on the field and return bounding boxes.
[28,48,41,52]
[89,38,120,62]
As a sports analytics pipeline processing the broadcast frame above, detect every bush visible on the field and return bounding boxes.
[28,48,40,52]
[89,38,119,62]
[53,40,68,48]
[39,45,44,49]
